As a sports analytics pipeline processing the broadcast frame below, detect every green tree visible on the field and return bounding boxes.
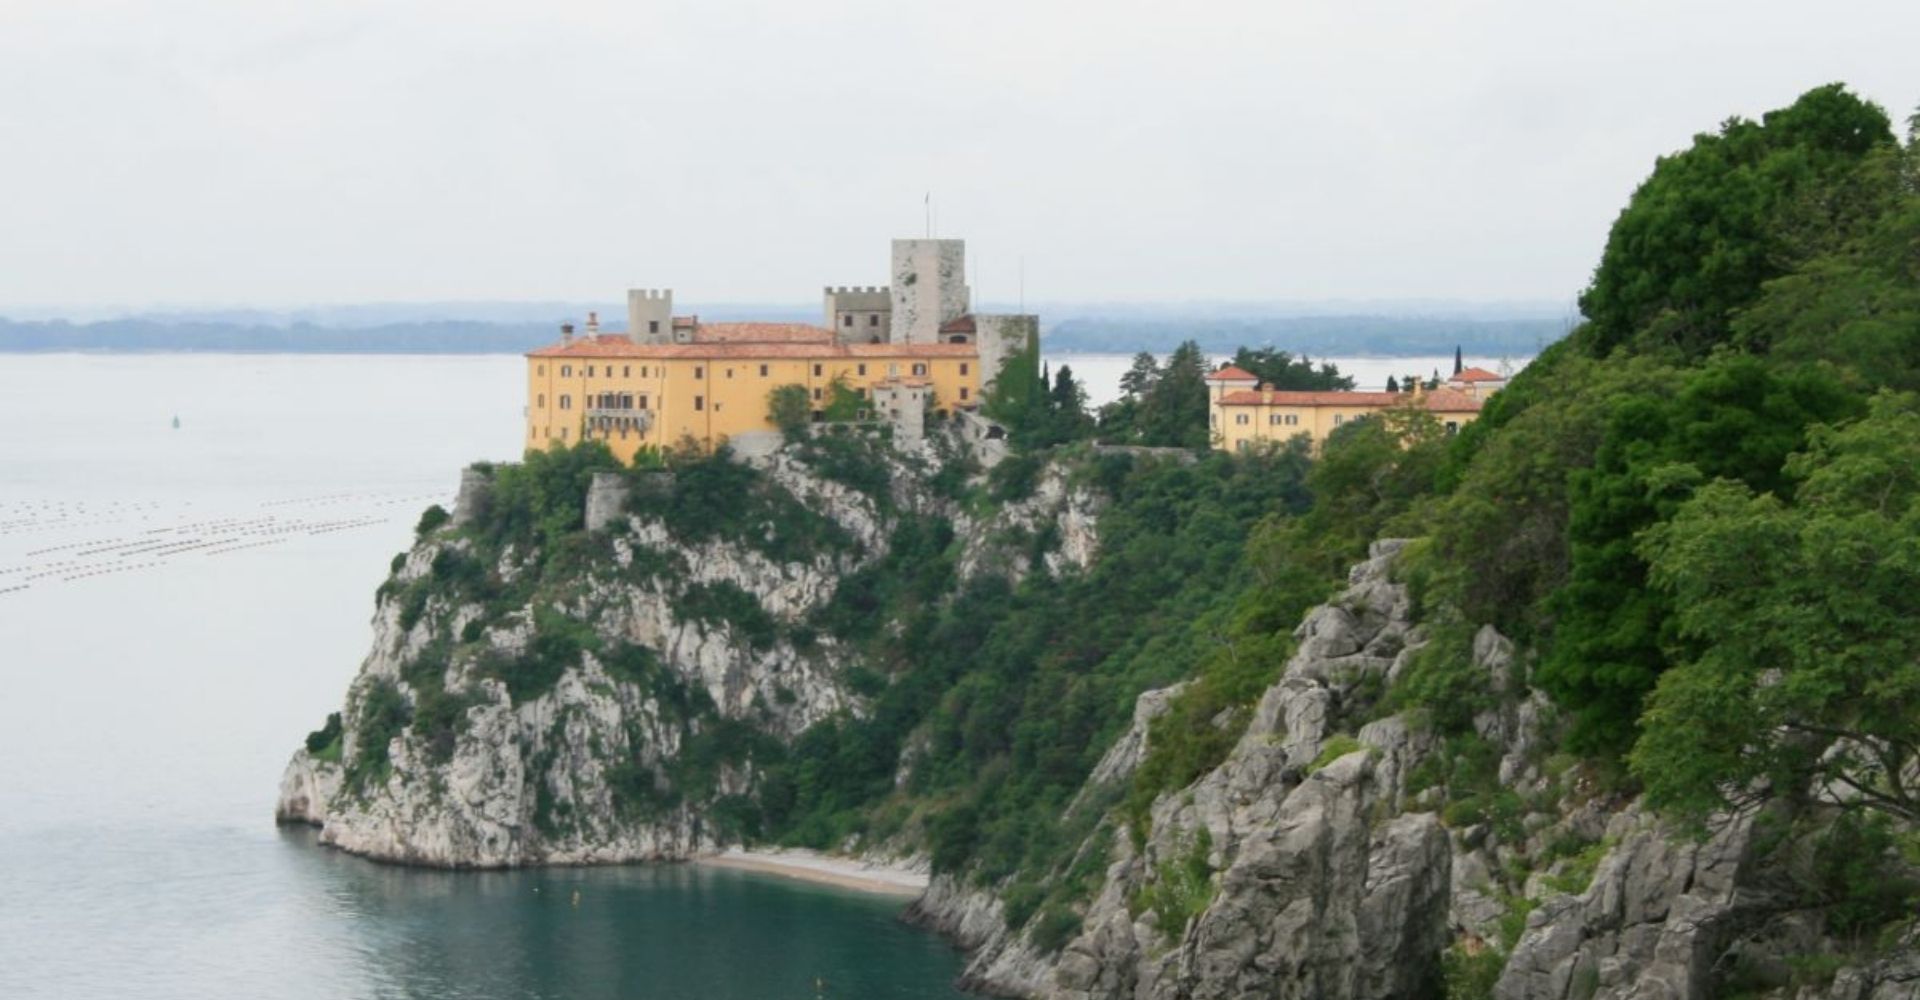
[1633,393,1920,823]
[1579,84,1895,359]
[1539,356,1858,755]
[767,383,812,439]
[1228,347,1355,391]
[820,375,865,422]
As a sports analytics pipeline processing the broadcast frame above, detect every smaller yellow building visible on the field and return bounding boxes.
[1206,366,1484,453]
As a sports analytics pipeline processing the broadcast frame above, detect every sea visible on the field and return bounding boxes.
[0,351,1518,999]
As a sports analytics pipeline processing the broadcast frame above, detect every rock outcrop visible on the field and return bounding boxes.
[286,436,1919,997]
[278,428,1108,868]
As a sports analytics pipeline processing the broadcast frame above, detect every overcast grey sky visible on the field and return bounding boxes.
[2,0,1915,312]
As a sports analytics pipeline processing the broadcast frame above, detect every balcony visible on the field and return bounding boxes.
[585,407,654,435]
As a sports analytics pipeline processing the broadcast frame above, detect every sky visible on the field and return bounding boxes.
[1,0,1916,314]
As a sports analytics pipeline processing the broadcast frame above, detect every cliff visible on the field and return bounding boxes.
[282,426,1917,999]
[278,425,1108,866]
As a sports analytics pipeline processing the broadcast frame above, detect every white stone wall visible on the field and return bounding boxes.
[889,239,970,344]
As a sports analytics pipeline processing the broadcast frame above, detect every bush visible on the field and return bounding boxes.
[1442,942,1507,1000]
[675,581,778,652]
[482,608,597,702]
[1029,906,1083,953]
[1130,828,1216,938]
[766,383,811,440]
[415,504,451,537]
[345,679,411,791]
[304,712,343,759]
[1306,733,1371,773]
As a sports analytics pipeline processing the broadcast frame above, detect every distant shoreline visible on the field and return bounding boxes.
[696,848,928,897]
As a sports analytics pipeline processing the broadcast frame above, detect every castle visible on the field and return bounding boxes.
[525,238,1037,462]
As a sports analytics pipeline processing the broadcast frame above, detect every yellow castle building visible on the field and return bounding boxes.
[1205,365,1486,453]
[525,238,1037,462]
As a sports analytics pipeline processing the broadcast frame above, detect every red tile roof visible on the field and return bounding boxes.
[528,337,977,360]
[939,315,977,334]
[693,322,835,344]
[1204,365,1259,382]
[1451,367,1504,382]
[1216,388,1483,413]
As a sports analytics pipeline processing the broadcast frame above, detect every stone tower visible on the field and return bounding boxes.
[626,289,673,344]
[889,239,969,344]
[823,286,892,344]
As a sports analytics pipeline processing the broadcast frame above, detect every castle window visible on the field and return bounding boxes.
[725,368,734,379]
[869,314,879,326]
[561,365,572,377]
[959,386,969,400]
[1288,414,1299,426]
[560,427,568,440]
[1235,413,1249,425]
[649,320,659,334]
[911,363,926,376]
[694,367,704,379]
[623,366,630,377]
[530,427,537,439]
[694,396,704,411]
[812,388,823,401]
[638,395,648,409]
[812,364,822,377]
[537,394,545,407]
[758,365,768,377]
[960,363,969,376]
[537,365,545,376]
[587,365,595,377]
[1446,421,1459,435]
[1333,414,1344,425]
[560,395,572,410]
[857,364,867,376]
[843,315,854,327]
[642,366,649,377]
[1269,414,1282,425]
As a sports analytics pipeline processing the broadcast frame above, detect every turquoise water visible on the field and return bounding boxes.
[0,355,965,1000]
[2,823,965,999]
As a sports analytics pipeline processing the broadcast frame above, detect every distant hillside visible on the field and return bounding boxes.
[0,305,1572,356]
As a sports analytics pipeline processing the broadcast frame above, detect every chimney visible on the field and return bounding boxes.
[586,311,600,337]
[561,322,575,345]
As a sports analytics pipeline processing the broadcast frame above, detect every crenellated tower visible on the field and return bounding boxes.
[626,289,673,344]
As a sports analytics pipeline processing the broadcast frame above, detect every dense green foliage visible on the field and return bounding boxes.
[759,448,1316,891]
[1097,342,1212,448]
[766,383,811,439]
[1226,346,1356,391]
[1633,394,1920,822]
[1580,84,1895,358]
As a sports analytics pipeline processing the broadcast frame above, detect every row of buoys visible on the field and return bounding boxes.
[0,487,448,594]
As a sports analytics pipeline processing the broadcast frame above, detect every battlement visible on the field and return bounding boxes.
[824,285,889,295]
[629,288,671,301]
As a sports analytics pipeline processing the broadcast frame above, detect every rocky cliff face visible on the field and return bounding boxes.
[277,428,1104,868]
[911,541,1920,1000]
[283,431,1915,998]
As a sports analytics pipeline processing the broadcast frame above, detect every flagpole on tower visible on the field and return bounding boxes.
[924,192,931,238]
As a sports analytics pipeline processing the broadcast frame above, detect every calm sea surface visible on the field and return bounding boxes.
[0,350,1519,999]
